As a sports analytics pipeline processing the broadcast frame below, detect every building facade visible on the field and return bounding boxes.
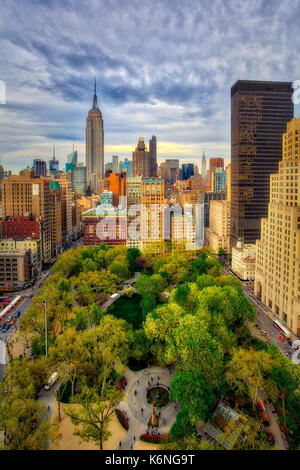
[132,138,150,178]
[255,117,300,336]
[205,200,231,252]
[231,80,294,246]
[1,171,51,263]
[231,241,256,281]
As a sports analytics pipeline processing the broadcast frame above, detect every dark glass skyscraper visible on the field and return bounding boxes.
[182,163,194,180]
[231,80,293,246]
[149,135,157,177]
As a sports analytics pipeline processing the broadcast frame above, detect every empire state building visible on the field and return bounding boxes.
[86,80,104,193]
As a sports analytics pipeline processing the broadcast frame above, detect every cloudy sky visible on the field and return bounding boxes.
[0,0,300,172]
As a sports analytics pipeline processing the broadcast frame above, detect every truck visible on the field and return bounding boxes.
[44,371,59,391]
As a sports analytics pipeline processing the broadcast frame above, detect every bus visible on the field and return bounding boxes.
[44,371,59,391]
[273,319,292,340]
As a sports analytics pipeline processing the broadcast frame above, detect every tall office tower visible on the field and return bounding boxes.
[49,159,59,177]
[1,171,51,263]
[160,159,179,184]
[86,80,104,193]
[226,164,231,202]
[49,181,63,257]
[149,135,157,177]
[73,164,86,197]
[141,178,165,250]
[211,168,227,192]
[112,155,119,173]
[208,158,224,189]
[255,117,300,336]
[33,159,47,177]
[55,179,72,248]
[231,80,294,246]
[182,163,194,181]
[101,172,126,207]
[68,150,78,167]
[132,138,150,178]
[201,151,207,183]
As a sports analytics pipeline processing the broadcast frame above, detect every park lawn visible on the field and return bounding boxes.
[51,403,126,450]
[107,294,143,330]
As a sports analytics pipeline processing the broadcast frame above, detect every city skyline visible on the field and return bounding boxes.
[1,0,300,172]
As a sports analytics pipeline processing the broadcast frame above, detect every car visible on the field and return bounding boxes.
[9,318,17,326]
[2,324,9,332]
[278,334,287,343]
[14,311,20,318]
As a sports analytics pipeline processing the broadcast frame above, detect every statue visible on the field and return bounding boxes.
[149,401,159,427]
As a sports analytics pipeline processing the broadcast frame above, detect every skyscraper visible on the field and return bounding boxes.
[112,155,119,173]
[209,158,224,189]
[33,159,47,177]
[68,150,78,167]
[132,138,150,178]
[231,80,294,246]
[201,151,207,183]
[255,117,300,336]
[86,80,104,193]
[149,135,157,177]
[182,163,194,181]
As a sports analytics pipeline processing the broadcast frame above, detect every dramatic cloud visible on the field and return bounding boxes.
[0,0,299,171]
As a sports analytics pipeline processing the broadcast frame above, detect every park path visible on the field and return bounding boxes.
[116,366,179,450]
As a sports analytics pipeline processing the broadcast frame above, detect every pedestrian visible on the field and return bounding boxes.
[159,411,161,417]
[148,380,150,386]
[134,390,137,396]
[119,441,122,448]
[141,408,143,414]
[151,377,153,382]
[131,444,133,450]
[133,435,136,441]
[137,380,139,385]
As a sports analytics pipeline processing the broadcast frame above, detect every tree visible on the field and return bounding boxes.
[160,435,218,450]
[173,315,225,389]
[226,348,273,410]
[170,409,194,441]
[82,258,97,273]
[122,286,135,298]
[170,372,216,423]
[0,390,60,450]
[108,260,130,280]
[89,303,103,327]
[126,247,141,273]
[65,381,123,450]
[269,365,299,428]
[69,310,89,331]
[196,274,216,291]
[49,328,89,404]
[136,274,164,299]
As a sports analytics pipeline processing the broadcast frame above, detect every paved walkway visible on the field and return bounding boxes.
[116,366,179,450]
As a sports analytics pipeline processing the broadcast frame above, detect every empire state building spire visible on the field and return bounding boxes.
[92,78,99,110]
